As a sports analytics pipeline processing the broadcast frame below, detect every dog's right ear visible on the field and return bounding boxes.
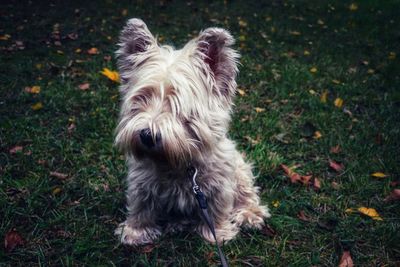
[116,19,156,80]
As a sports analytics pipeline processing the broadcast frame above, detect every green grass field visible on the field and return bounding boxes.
[1,0,399,266]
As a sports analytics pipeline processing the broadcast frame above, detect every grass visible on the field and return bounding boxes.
[1,0,399,266]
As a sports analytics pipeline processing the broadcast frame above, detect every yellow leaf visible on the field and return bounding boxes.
[30,86,41,94]
[313,131,322,139]
[254,107,265,113]
[332,79,341,84]
[31,102,43,110]
[75,48,82,53]
[239,35,246,42]
[309,89,316,95]
[238,88,246,96]
[272,200,280,208]
[310,67,317,73]
[345,208,354,213]
[238,18,248,28]
[371,172,388,178]
[52,187,62,195]
[303,50,310,56]
[101,68,120,83]
[334,98,343,108]
[320,90,328,103]
[349,3,358,11]
[388,52,396,60]
[357,207,383,221]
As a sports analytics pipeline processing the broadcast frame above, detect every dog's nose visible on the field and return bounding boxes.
[139,129,160,148]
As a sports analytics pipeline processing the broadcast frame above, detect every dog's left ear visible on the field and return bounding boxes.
[196,28,240,99]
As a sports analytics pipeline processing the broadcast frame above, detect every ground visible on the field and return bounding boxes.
[1,0,399,266]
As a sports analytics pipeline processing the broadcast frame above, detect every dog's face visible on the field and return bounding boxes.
[115,19,239,166]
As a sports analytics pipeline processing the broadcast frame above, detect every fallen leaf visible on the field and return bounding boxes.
[320,90,328,103]
[338,251,354,267]
[281,164,302,184]
[100,68,120,83]
[310,67,317,73]
[357,207,383,221]
[367,68,375,74]
[331,181,340,190]
[371,172,387,178]
[52,187,62,195]
[68,123,76,133]
[329,160,344,172]
[289,30,301,36]
[281,164,311,185]
[78,83,90,90]
[272,200,280,208]
[313,131,322,139]
[31,102,43,111]
[25,86,41,94]
[238,88,246,96]
[9,146,23,154]
[384,189,400,202]
[261,224,277,237]
[389,181,400,187]
[313,177,321,191]
[304,50,310,56]
[388,52,396,60]
[121,9,128,16]
[297,210,312,222]
[332,79,341,84]
[345,208,354,213]
[87,47,99,55]
[0,34,11,40]
[244,135,260,145]
[50,171,68,180]
[139,244,156,253]
[330,145,341,154]
[334,98,343,108]
[254,107,265,113]
[4,229,24,252]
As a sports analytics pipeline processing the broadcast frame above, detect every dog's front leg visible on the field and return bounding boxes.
[115,185,162,246]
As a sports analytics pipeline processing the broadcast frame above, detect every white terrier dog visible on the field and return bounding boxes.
[114,18,270,246]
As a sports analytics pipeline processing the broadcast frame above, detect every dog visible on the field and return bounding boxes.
[114,18,270,246]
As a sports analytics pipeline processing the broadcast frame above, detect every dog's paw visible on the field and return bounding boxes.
[115,222,161,246]
[234,205,271,229]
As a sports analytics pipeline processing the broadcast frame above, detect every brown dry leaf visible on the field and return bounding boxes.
[261,224,277,237]
[9,146,23,154]
[140,244,156,253]
[52,187,62,195]
[244,135,260,146]
[50,171,68,180]
[338,251,354,267]
[87,47,99,55]
[254,107,265,113]
[78,83,90,90]
[384,189,400,202]
[297,210,312,222]
[330,145,341,154]
[300,175,312,185]
[329,160,344,172]
[281,164,302,184]
[4,229,25,252]
[313,177,321,191]
[313,131,322,139]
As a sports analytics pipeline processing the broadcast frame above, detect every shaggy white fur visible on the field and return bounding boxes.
[114,18,270,245]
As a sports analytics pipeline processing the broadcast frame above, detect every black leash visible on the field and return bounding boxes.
[187,166,229,267]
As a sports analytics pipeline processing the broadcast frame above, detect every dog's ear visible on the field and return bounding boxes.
[116,18,156,81]
[196,28,240,99]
